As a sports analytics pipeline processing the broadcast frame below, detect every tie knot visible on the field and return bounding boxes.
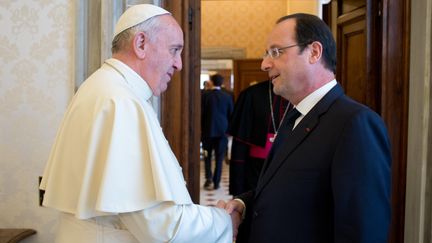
[286,108,301,130]
[287,108,301,121]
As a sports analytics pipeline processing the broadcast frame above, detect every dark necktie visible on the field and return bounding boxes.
[273,108,301,146]
[263,108,301,172]
[287,108,301,130]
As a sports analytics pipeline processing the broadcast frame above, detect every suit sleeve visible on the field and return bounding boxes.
[235,190,255,211]
[332,109,391,243]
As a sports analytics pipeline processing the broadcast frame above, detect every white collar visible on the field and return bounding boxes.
[295,79,337,116]
[104,58,153,102]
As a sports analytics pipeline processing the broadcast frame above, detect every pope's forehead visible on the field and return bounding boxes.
[159,15,182,31]
[155,17,184,45]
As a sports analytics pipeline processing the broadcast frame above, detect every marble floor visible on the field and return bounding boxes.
[199,160,233,206]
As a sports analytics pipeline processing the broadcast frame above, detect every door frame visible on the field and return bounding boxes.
[162,0,201,202]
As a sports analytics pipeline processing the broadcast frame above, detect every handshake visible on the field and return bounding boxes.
[216,199,245,241]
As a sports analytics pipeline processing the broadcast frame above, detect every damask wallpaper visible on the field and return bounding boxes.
[202,1,288,59]
[0,1,73,242]
[201,0,318,59]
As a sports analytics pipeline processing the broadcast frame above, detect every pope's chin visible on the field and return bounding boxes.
[156,83,169,96]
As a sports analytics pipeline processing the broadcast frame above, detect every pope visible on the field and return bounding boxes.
[40,4,234,243]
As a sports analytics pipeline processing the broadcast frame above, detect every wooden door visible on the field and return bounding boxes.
[233,59,268,100]
[335,1,381,112]
[325,0,410,242]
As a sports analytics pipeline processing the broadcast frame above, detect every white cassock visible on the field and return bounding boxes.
[40,58,232,243]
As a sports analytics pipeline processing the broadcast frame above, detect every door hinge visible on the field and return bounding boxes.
[188,7,193,30]
[378,1,382,16]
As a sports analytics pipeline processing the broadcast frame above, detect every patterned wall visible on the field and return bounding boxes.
[202,1,288,59]
[0,1,73,242]
[201,0,319,59]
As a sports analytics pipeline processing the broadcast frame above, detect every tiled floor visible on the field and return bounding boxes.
[199,160,233,206]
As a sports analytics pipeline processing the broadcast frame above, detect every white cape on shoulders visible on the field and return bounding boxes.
[40,59,192,219]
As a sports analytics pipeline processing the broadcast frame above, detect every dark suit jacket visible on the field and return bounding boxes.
[238,84,391,243]
[201,88,234,138]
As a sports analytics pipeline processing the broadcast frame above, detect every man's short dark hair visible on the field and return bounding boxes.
[210,74,224,87]
[277,13,336,74]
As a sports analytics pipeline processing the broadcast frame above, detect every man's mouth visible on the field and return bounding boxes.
[270,74,280,81]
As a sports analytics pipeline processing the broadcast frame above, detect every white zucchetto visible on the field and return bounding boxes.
[113,4,170,39]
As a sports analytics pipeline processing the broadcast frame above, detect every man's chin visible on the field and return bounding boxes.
[273,86,282,96]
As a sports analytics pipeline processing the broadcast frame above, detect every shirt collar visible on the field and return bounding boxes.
[104,58,153,102]
[295,79,337,116]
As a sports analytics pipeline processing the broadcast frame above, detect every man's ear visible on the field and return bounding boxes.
[309,41,323,64]
[132,32,147,59]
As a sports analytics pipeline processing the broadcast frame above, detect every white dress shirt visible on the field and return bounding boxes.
[293,79,337,128]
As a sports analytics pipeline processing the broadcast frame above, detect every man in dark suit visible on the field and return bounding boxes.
[201,74,234,190]
[219,13,391,242]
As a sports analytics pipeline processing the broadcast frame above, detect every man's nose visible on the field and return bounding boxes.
[261,57,272,71]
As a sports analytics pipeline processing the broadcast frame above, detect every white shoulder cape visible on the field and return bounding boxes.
[40,58,192,219]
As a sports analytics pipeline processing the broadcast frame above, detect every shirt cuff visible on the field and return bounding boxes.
[233,198,246,220]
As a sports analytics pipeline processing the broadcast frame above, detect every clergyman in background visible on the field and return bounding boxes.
[228,80,291,196]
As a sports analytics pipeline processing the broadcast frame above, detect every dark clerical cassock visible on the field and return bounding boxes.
[228,80,291,196]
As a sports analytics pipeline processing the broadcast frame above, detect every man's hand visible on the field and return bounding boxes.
[216,200,244,240]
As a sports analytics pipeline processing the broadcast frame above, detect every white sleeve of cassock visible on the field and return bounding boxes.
[119,201,232,243]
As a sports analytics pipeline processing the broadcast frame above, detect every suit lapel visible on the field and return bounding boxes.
[255,84,345,197]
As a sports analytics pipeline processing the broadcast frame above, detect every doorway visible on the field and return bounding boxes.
[198,0,322,204]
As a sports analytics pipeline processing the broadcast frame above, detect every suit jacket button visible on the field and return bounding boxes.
[253,211,259,218]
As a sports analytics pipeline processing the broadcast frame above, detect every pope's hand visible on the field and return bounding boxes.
[217,199,244,241]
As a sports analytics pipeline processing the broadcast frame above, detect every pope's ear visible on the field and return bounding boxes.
[132,32,147,59]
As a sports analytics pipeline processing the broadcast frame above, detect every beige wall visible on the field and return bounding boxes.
[405,0,432,242]
[287,0,319,15]
[0,1,74,242]
[201,0,319,59]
